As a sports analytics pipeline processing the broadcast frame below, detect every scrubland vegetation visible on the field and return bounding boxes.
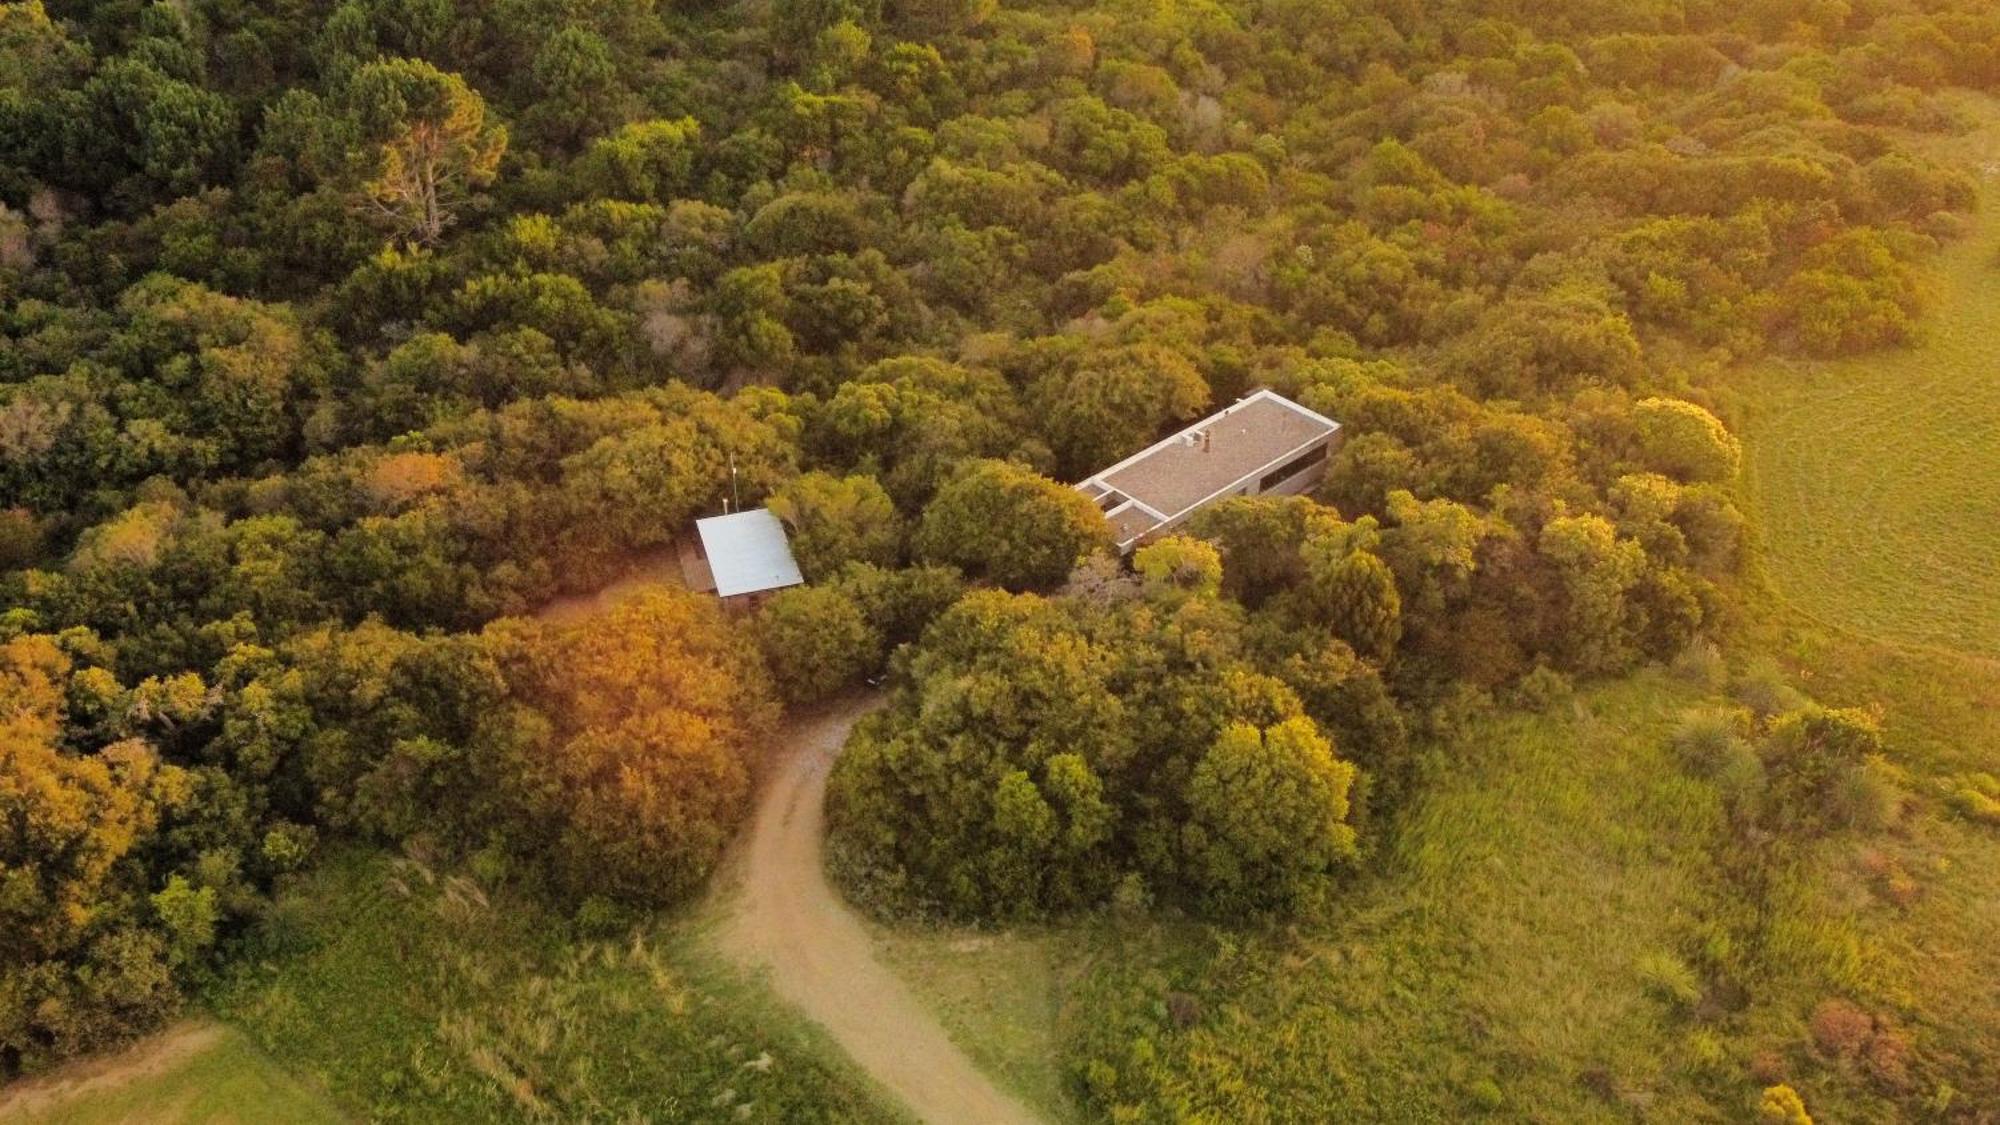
[4,0,2000,1119]
[201,849,891,1121]
[1052,664,1912,1120]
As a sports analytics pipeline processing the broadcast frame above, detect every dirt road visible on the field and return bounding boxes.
[0,1021,224,1121]
[715,698,1042,1125]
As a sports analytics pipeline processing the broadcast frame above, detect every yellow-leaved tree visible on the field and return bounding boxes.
[0,635,191,1062]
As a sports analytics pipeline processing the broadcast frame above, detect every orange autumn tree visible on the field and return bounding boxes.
[479,589,776,907]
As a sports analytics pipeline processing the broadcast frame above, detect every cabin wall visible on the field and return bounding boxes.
[1244,429,1341,499]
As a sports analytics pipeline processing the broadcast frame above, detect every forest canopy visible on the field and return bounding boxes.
[3,0,1996,1078]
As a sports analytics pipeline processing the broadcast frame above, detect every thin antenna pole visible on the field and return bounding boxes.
[730,454,741,511]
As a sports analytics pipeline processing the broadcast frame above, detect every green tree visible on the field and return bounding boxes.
[810,357,1027,508]
[524,26,625,148]
[767,471,903,581]
[1263,626,1407,782]
[558,419,731,552]
[1376,491,1490,619]
[1030,344,1209,479]
[1304,534,1403,663]
[742,191,871,259]
[1781,229,1923,355]
[66,58,236,210]
[754,584,882,704]
[114,276,327,476]
[825,589,1129,919]
[772,0,882,66]
[1183,717,1358,914]
[1133,535,1221,599]
[828,561,965,647]
[578,118,700,202]
[1537,514,1646,675]
[711,263,797,373]
[1185,496,1339,606]
[915,460,1112,590]
[984,753,1114,909]
[1631,397,1742,484]
[149,876,218,968]
[342,58,507,244]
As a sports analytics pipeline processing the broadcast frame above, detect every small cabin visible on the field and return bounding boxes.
[680,507,804,610]
[1075,389,1343,553]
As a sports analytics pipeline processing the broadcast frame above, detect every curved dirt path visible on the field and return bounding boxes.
[0,1021,224,1120]
[715,697,1041,1125]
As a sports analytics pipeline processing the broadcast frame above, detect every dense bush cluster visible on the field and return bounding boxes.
[2,0,1993,1073]
[830,574,1379,921]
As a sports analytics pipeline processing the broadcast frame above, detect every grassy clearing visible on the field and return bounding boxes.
[871,926,1081,1123]
[1731,94,2000,659]
[206,848,898,1123]
[0,1023,341,1125]
[1719,92,2000,1115]
[1063,672,1766,1121]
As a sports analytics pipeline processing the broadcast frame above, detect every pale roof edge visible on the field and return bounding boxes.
[1076,388,1339,489]
[1074,390,1341,549]
[694,508,805,598]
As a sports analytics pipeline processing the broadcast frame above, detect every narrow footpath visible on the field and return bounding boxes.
[714,698,1041,1125]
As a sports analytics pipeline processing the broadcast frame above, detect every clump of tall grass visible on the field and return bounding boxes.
[1670,708,1752,776]
[1670,706,1765,822]
[1731,659,1808,720]
[1680,1028,1730,1077]
[1669,640,1729,691]
[1636,950,1703,1010]
[1827,756,1904,833]
[1506,664,1573,713]
[1945,773,2000,825]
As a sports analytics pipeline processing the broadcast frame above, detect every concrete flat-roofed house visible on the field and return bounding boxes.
[683,507,805,608]
[1077,389,1343,553]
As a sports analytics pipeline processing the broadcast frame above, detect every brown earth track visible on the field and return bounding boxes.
[0,1021,224,1122]
[713,697,1042,1125]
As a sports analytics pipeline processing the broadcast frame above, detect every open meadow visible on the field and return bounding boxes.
[1720,94,2000,1116]
[1056,671,1785,1121]
[872,927,1080,1123]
